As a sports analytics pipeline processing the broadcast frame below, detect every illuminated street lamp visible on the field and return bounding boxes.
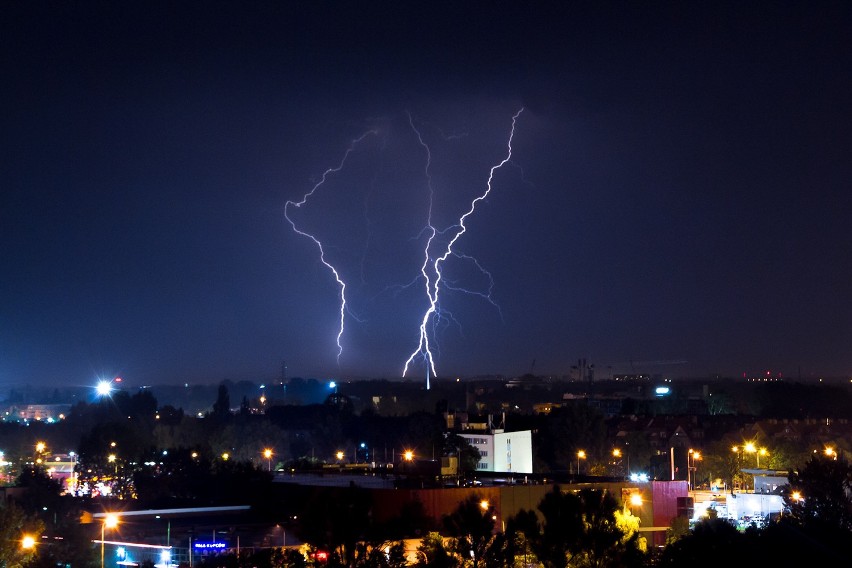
[612,448,626,476]
[96,381,112,397]
[742,442,767,468]
[824,447,837,459]
[221,452,230,461]
[21,534,36,550]
[403,450,414,462]
[731,446,741,493]
[336,450,345,462]
[101,514,119,568]
[577,450,586,475]
[263,448,273,471]
[688,449,702,491]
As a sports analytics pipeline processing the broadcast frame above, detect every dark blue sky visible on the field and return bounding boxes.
[2,2,851,387]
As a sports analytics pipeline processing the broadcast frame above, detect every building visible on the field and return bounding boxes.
[460,430,533,474]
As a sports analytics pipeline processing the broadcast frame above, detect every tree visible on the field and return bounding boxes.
[416,531,460,568]
[784,453,852,535]
[444,433,481,475]
[488,509,539,568]
[517,486,645,568]
[211,384,231,421]
[0,501,43,568]
[297,484,375,565]
[530,487,583,568]
[657,516,749,567]
[442,494,497,568]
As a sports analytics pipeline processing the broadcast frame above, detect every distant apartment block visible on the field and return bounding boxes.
[460,430,533,474]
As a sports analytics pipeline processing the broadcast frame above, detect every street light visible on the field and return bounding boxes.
[577,450,586,475]
[731,446,741,493]
[21,534,36,550]
[96,380,112,397]
[743,442,766,468]
[263,448,273,471]
[612,448,626,477]
[336,450,345,462]
[403,450,414,462]
[101,513,119,568]
[688,449,701,491]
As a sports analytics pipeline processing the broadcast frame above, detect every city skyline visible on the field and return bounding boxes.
[3,3,851,386]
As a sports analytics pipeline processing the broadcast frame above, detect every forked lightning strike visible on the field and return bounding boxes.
[284,131,377,363]
[405,113,440,382]
[403,108,524,387]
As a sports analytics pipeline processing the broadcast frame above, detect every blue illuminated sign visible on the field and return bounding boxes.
[194,541,227,549]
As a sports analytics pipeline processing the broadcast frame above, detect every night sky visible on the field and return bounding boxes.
[3,2,851,387]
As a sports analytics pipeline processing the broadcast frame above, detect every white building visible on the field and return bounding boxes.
[460,430,533,474]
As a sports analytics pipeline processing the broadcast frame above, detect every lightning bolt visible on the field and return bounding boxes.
[284,130,377,363]
[403,108,524,388]
[404,112,440,383]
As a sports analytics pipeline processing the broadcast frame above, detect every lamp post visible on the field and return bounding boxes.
[731,446,740,493]
[577,450,586,475]
[263,449,273,471]
[628,493,643,521]
[687,450,701,491]
[612,448,622,476]
[101,513,119,568]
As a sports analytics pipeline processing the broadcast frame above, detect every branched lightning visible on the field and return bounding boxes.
[404,112,439,382]
[284,130,377,363]
[403,108,524,387]
[444,252,503,319]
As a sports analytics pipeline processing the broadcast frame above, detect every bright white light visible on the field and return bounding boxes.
[629,473,650,482]
[329,381,337,389]
[654,386,670,396]
[97,381,112,396]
